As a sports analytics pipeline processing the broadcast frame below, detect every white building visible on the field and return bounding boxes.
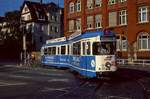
[20,1,64,51]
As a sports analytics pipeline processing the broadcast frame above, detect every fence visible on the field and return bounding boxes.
[117,59,150,66]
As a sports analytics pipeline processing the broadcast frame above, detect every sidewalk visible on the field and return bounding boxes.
[119,64,150,73]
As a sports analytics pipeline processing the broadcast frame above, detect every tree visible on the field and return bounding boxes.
[0,11,23,60]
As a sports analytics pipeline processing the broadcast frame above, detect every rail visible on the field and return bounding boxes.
[117,59,150,66]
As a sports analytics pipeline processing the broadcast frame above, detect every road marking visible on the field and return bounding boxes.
[108,96,131,99]
[41,87,70,92]
[8,75,32,79]
[0,82,27,86]
[48,78,69,82]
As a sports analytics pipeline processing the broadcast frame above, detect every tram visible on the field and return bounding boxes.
[41,30,117,78]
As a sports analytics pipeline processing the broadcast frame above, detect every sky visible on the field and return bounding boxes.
[0,0,64,16]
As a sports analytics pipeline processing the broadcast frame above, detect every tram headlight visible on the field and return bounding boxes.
[105,62,111,68]
[110,66,117,71]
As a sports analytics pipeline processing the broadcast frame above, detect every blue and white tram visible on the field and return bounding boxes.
[41,31,117,78]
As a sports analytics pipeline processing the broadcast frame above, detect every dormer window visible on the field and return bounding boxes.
[24,7,28,12]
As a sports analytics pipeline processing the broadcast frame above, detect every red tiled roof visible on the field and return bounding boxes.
[0,17,5,22]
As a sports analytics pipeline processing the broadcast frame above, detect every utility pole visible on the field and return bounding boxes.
[23,32,27,65]
[22,22,27,65]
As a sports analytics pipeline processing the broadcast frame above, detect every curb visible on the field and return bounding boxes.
[119,65,150,73]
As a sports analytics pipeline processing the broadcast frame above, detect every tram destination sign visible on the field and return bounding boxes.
[46,37,66,44]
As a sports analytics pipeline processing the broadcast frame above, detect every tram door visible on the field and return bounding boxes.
[82,42,91,76]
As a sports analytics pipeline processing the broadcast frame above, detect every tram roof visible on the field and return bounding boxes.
[43,40,68,47]
[42,30,115,47]
[68,31,115,41]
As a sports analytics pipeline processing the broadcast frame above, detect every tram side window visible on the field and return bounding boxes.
[67,45,69,55]
[82,42,91,55]
[61,46,66,55]
[44,48,48,55]
[93,42,100,55]
[73,42,81,55]
[48,47,56,55]
[48,47,52,55]
[52,47,56,55]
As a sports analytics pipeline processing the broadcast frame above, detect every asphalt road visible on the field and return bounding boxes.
[0,65,150,99]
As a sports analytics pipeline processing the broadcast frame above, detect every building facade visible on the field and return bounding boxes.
[20,1,64,51]
[0,16,5,45]
[64,0,150,59]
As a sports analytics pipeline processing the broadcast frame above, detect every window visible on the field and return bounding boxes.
[138,33,150,50]
[116,35,127,51]
[116,35,121,51]
[95,0,102,7]
[87,16,93,29]
[82,42,91,55]
[51,15,54,20]
[68,20,74,32]
[93,42,115,55]
[138,6,149,23]
[24,7,28,12]
[40,36,43,43]
[39,15,44,20]
[27,15,31,20]
[108,0,116,5]
[73,42,81,55]
[118,0,127,3]
[67,45,70,55]
[76,18,81,31]
[44,48,48,55]
[87,0,93,9]
[48,47,56,55]
[52,47,56,55]
[119,10,127,25]
[69,2,74,13]
[109,12,117,27]
[76,0,81,12]
[61,46,66,55]
[121,36,127,51]
[95,14,102,29]
[54,26,58,32]
[54,16,58,21]
[39,24,44,32]
[50,26,53,31]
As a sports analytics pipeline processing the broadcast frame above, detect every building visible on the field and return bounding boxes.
[0,17,5,33]
[20,1,64,51]
[0,17,4,29]
[64,0,150,59]
[0,16,5,45]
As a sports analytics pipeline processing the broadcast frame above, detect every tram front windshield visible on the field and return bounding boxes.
[93,42,115,55]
